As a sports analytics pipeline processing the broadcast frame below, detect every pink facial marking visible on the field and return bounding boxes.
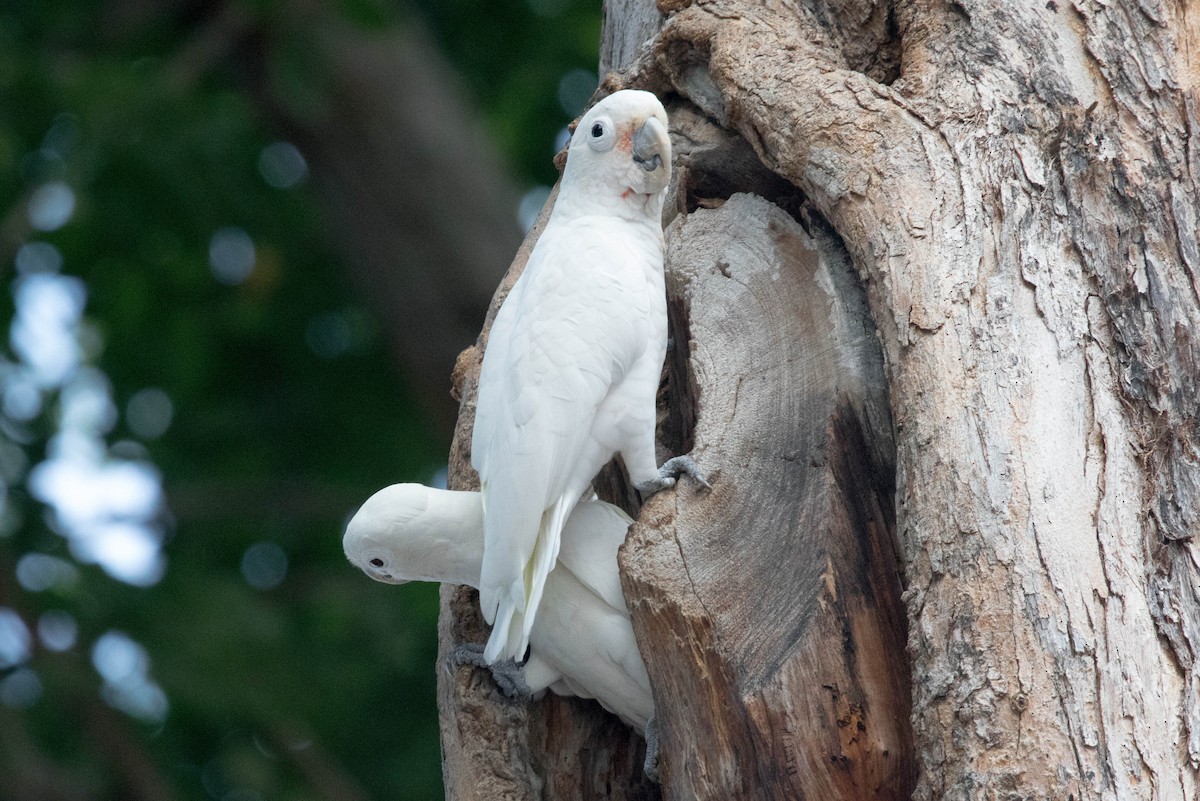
[616,126,633,153]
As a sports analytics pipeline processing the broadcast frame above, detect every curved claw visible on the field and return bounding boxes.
[643,717,661,783]
[447,642,488,670]
[636,454,711,496]
[447,644,532,699]
[487,659,533,699]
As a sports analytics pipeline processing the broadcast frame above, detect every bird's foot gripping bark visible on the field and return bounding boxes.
[643,716,661,783]
[447,643,532,699]
[635,455,711,495]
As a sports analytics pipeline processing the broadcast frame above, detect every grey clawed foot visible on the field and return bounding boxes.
[447,644,532,700]
[485,658,532,699]
[643,717,661,783]
[447,642,488,670]
[635,454,711,496]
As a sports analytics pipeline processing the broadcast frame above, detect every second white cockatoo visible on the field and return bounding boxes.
[344,483,659,778]
[472,88,707,663]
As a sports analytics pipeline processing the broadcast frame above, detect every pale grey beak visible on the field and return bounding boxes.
[632,117,668,172]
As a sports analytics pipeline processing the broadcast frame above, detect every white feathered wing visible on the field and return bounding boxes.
[473,216,665,662]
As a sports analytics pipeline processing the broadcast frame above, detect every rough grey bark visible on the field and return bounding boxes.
[440,0,1200,799]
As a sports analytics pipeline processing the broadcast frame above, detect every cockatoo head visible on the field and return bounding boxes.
[343,484,433,585]
[344,484,484,588]
[564,89,671,210]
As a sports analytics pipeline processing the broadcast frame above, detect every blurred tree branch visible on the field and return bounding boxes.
[126,0,522,439]
[80,698,184,801]
[269,723,372,801]
[245,3,522,438]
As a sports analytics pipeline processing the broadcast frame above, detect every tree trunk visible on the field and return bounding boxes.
[439,1,1200,799]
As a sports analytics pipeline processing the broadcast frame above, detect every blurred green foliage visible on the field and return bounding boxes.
[0,0,599,799]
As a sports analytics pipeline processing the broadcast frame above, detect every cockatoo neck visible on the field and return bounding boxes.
[406,489,486,587]
[551,180,666,226]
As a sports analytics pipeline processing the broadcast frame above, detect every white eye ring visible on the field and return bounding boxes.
[586,117,615,152]
[361,550,389,571]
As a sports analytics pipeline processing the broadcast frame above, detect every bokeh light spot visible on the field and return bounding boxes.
[92,630,146,684]
[430,466,448,490]
[27,181,76,231]
[75,522,166,586]
[304,308,370,359]
[11,273,87,387]
[554,126,571,153]
[208,227,256,285]
[15,553,80,592]
[14,241,63,275]
[258,141,308,189]
[0,608,31,667]
[241,542,288,590]
[92,630,169,723]
[0,668,42,709]
[60,368,117,435]
[2,372,42,421]
[126,387,174,440]
[37,610,78,652]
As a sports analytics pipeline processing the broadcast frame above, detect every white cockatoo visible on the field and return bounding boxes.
[472,89,706,664]
[343,483,657,770]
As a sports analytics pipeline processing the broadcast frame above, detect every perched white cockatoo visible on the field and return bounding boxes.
[472,89,705,664]
[343,484,657,767]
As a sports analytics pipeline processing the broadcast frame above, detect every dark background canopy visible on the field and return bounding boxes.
[0,0,600,798]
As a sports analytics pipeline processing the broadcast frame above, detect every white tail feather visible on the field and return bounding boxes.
[521,496,573,644]
[484,600,516,663]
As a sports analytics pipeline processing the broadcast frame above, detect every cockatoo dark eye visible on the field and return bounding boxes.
[369,558,385,568]
[585,117,615,152]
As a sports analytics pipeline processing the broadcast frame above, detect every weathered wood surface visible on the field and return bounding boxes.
[622,193,911,800]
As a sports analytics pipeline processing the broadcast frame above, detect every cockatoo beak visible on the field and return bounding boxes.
[632,117,669,174]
